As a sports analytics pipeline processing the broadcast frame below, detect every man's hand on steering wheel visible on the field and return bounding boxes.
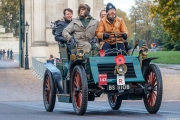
[122,33,127,40]
[103,33,110,40]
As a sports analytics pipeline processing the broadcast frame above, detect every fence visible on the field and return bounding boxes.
[31,57,47,81]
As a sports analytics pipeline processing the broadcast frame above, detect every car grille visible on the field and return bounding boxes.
[97,63,136,79]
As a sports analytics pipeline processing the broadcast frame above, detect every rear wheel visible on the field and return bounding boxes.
[107,95,122,110]
[71,65,88,115]
[143,64,163,114]
[43,70,56,112]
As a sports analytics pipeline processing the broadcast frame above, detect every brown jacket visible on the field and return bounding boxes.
[96,16,129,47]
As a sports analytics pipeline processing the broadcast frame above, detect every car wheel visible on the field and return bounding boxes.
[143,64,163,114]
[71,65,88,115]
[107,94,122,110]
[43,70,56,112]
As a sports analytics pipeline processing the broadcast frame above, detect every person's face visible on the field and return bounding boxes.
[64,10,73,21]
[80,8,86,16]
[107,8,116,18]
[100,11,106,19]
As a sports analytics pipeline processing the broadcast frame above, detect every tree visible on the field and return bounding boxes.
[116,9,133,40]
[151,0,180,41]
[0,0,19,36]
[129,0,154,46]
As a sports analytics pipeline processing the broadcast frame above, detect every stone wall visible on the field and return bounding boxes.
[0,26,19,54]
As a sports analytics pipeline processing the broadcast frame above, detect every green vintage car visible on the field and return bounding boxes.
[43,33,163,115]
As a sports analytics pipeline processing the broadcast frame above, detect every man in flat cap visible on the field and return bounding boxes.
[96,2,129,56]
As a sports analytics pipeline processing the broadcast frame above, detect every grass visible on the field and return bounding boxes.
[132,51,180,64]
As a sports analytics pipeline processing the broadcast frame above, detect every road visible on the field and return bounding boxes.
[0,100,180,120]
[0,60,180,120]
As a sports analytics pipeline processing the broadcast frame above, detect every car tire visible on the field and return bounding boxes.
[143,64,163,114]
[71,65,88,115]
[107,94,122,110]
[43,69,56,112]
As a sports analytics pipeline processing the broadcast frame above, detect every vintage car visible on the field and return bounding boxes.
[43,32,163,115]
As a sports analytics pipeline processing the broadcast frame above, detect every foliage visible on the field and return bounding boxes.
[150,0,180,41]
[129,0,154,46]
[0,0,19,36]
[116,9,133,40]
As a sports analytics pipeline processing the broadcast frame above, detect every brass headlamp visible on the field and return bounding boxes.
[77,49,85,57]
[141,46,149,56]
[114,64,127,75]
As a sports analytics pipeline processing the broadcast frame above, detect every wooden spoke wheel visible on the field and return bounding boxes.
[107,95,122,110]
[71,65,88,115]
[43,70,56,112]
[143,64,163,114]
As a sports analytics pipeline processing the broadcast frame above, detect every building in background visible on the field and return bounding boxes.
[23,0,104,67]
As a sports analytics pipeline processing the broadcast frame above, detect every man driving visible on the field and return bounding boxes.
[96,3,129,56]
[62,4,98,53]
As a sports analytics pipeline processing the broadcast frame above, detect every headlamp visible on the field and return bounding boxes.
[77,49,85,57]
[116,64,127,75]
[142,46,149,56]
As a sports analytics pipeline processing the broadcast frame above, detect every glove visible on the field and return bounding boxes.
[55,36,66,43]
[124,41,131,51]
[90,38,98,43]
[69,38,77,48]
[122,33,127,40]
[103,33,110,40]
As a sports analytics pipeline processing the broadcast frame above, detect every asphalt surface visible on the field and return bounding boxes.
[0,100,180,120]
[0,59,180,120]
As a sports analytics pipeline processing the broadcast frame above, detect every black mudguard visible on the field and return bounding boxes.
[142,57,158,75]
[44,63,64,94]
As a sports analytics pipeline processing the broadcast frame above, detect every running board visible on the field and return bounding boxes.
[57,94,71,103]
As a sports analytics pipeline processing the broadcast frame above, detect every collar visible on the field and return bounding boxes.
[79,15,92,20]
[60,17,72,22]
[105,16,117,24]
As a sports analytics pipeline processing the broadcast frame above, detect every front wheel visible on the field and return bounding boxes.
[143,64,163,114]
[107,94,122,110]
[71,65,88,115]
[43,70,56,112]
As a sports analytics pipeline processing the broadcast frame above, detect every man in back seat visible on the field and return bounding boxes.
[53,8,73,43]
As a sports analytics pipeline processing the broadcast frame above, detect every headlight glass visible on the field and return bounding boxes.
[77,49,84,57]
[116,64,127,75]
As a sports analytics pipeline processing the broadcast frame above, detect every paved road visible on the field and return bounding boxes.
[0,60,180,120]
[0,100,180,120]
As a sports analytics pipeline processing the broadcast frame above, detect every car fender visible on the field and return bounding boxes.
[44,63,63,94]
[142,57,158,75]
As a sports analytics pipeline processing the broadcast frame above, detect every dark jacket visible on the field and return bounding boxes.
[54,17,71,42]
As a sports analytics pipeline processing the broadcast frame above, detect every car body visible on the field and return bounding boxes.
[43,33,163,115]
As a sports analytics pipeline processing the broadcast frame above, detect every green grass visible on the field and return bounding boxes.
[133,51,180,64]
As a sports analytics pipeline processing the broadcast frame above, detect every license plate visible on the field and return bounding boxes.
[117,75,125,85]
[107,84,130,91]
[98,74,107,85]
